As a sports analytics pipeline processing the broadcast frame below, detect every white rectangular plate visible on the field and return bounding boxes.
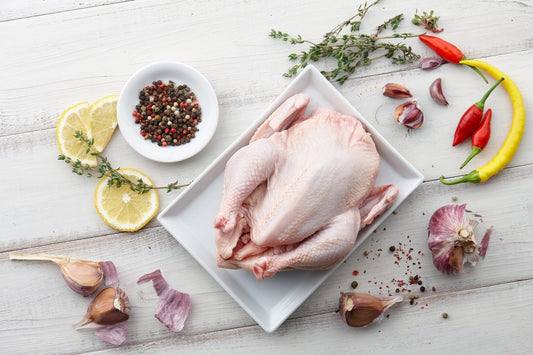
[158,65,424,332]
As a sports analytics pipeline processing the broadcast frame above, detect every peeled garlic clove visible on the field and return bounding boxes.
[137,269,191,332]
[382,83,413,99]
[420,57,444,70]
[74,286,131,328]
[428,204,492,275]
[9,252,103,297]
[339,292,402,327]
[394,100,424,129]
[429,78,449,106]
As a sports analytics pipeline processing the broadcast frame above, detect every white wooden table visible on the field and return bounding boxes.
[1,0,532,353]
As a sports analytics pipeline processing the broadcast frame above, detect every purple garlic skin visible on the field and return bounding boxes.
[137,269,191,332]
[429,78,449,106]
[95,323,128,346]
[428,204,492,275]
[420,57,444,70]
[394,100,424,129]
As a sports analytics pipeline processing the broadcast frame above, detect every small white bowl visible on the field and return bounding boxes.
[117,61,219,163]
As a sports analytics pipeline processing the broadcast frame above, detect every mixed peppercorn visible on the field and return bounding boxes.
[132,80,202,147]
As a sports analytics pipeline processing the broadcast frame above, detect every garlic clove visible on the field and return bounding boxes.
[339,292,402,327]
[382,83,413,99]
[448,247,465,273]
[60,260,103,296]
[429,78,449,106]
[74,286,131,328]
[420,57,444,70]
[9,252,103,297]
[137,269,191,332]
[394,100,424,129]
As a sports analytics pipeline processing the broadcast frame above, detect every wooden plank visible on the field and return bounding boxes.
[111,279,533,354]
[3,231,531,354]
[0,0,129,22]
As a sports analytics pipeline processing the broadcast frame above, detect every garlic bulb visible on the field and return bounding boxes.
[339,292,402,327]
[9,252,103,296]
[428,204,492,275]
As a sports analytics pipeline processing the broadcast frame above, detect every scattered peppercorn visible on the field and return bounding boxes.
[364,250,370,256]
[420,286,426,292]
[442,312,449,319]
[389,245,396,252]
[432,287,436,292]
[132,80,202,147]
[351,281,358,289]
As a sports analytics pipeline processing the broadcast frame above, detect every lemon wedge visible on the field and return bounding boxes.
[56,102,97,167]
[94,168,159,232]
[90,95,119,152]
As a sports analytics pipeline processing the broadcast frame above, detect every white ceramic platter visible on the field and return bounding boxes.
[158,65,424,332]
[117,61,219,163]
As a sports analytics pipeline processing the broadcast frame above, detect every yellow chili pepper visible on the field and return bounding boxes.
[440,59,526,184]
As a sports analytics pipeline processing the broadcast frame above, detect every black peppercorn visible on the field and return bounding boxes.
[132,81,201,147]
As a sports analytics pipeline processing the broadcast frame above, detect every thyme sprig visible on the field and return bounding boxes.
[270,0,421,84]
[58,131,189,194]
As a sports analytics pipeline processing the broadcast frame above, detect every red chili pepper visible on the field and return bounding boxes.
[419,35,488,83]
[453,78,504,146]
[419,35,464,64]
[460,109,492,169]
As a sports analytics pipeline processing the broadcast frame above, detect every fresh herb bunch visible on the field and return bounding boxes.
[412,10,443,33]
[58,131,188,193]
[270,0,421,84]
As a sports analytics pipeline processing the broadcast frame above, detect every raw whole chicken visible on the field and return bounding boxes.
[214,93,398,281]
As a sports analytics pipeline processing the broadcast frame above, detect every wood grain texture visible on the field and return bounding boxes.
[0,0,532,353]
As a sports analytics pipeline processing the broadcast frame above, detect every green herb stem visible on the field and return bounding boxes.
[270,1,421,84]
[58,131,189,194]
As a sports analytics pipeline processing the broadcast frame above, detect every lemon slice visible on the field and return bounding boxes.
[95,168,159,232]
[90,95,119,152]
[56,102,97,167]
